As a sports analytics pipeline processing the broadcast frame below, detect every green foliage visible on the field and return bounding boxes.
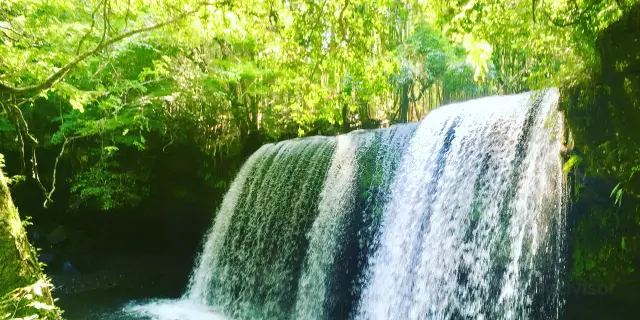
[561,2,640,290]
[563,155,583,173]
[0,278,62,320]
[1,1,639,295]
[4,2,640,317]
[1,0,509,209]
[570,197,639,285]
[462,34,492,82]
[427,0,635,91]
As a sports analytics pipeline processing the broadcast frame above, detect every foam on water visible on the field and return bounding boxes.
[123,299,226,320]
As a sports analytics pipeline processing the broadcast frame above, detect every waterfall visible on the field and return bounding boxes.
[295,125,417,319]
[186,137,336,319]
[356,89,565,320]
[157,89,565,320]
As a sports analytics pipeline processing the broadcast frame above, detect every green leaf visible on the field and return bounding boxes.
[104,146,119,155]
[28,301,55,310]
[611,183,624,207]
[563,155,583,173]
[611,183,621,198]
[69,98,85,112]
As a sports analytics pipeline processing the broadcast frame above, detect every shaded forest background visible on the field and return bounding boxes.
[1,0,640,318]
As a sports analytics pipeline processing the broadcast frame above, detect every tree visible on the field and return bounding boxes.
[0,0,221,206]
[0,156,61,318]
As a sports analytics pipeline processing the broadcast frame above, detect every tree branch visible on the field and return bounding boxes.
[0,29,18,42]
[309,0,350,79]
[0,2,216,97]
[410,83,429,102]
[124,0,132,31]
[76,1,103,55]
[2,100,55,205]
[0,24,25,38]
[99,0,110,46]
[1,1,221,207]
[44,137,67,208]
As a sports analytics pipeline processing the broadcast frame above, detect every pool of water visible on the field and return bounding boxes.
[51,252,203,319]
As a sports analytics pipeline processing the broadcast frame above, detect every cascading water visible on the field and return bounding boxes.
[125,89,566,320]
[356,90,565,320]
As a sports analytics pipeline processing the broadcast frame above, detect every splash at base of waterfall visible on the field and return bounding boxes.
[122,299,227,320]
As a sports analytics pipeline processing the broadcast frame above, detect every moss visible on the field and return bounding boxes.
[0,166,62,319]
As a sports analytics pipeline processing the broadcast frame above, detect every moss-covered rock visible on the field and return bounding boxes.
[0,163,61,319]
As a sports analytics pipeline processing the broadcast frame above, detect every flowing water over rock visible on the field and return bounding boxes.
[128,89,566,319]
[356,90,565,320]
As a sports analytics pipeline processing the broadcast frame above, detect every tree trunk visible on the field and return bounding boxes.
[359,102,374,129]
[400,82,409,123]
[341,103,351,132]
[0,169,61,318]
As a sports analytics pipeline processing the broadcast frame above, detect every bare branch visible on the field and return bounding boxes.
[43,104,70,208]
[2,100,54,205]
[44,136,67,208]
